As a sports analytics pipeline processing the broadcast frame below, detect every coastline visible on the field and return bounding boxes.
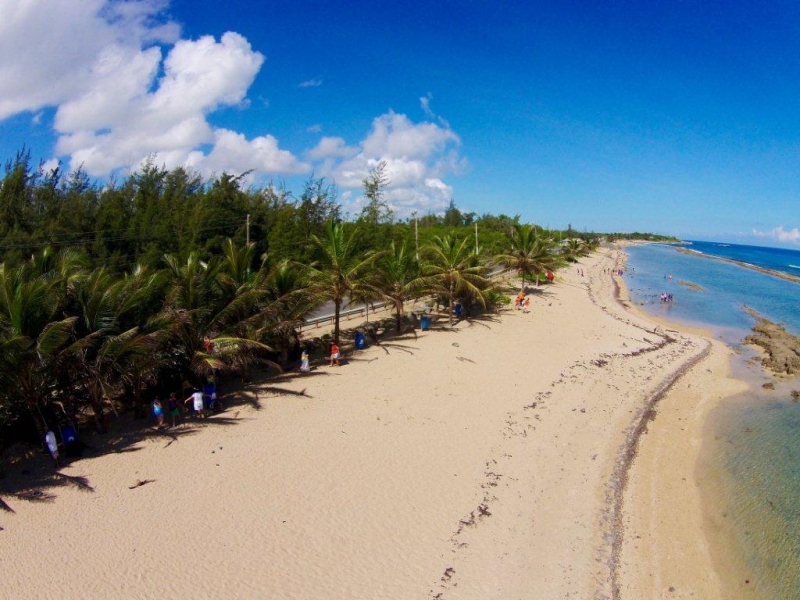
[611,249,752,598]
[0,244,755,599]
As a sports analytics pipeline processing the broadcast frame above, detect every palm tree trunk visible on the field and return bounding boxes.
[395,299,402,332]
[334,298,341,344]
[448,279,455,326]
[21,374,48,441]
[88,382,108,433]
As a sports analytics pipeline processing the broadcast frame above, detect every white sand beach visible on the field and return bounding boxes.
[0,245,748,599]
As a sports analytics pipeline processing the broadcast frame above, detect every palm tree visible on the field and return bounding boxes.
[414,235,491,326]
[563,238,588,263]
[163,250,271,381]
[496,224,560,289]
[308,219,380,344]
[374,240,420,332]
[0,254,79,438]
[217,241,310,367]
[60,267,171,430]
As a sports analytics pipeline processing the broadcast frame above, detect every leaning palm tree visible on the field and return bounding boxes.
[496,223,560,289]
[374,240,420,332]
[307,219,380,344]
[414,235,491,326]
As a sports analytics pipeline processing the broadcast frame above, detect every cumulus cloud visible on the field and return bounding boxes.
[753,226,800,245]
[0,0,306,178]
[0,0,179,119]
[308,110,465,218]
[186,129,308,176]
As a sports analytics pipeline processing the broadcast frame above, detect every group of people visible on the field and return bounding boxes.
[660,292,674,303]
[151,379,220,427]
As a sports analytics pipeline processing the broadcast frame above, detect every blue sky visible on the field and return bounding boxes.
[1,0,799,247]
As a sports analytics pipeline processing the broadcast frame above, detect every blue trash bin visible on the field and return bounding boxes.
[421,315,430,331]
[455,303,463,318]
[355,332,365,349]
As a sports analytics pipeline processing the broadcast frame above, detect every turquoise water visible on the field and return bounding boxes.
[625,243,800,341]
[624,242,800,598]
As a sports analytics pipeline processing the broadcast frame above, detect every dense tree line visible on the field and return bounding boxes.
[0,150,608,453]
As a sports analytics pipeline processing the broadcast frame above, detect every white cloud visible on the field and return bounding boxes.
[186,129,309,177]
[753,226,800,245]
[0,0,178,119]
[306,136,358,160]
[299,78,323,88]
[420,93,434,118]
[308,110,465,218]
[0,0,306,178]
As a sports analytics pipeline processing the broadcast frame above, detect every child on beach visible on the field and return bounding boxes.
[44,430,59,467]
[167,392,181,427]
[152,397,165,428]
[300,349,310,373]
[330,342,340,367]
[185,389,205,418]
[522,297,531,313]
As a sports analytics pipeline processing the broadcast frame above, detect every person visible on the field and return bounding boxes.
[152,397,165,428]
[203,379,219,412]
[185,388,205,418]
[167,392,181,427]
[45,430,59,467]
[300,349,310,373]
[515,291,525,309]
[522,297,531,313]
[330,342,340,367]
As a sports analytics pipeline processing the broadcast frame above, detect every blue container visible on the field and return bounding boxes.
[421,315,430,330]
[355,332,365,349]
[455,303,463,317]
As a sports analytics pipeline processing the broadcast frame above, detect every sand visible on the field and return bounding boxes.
[0,245,748,599]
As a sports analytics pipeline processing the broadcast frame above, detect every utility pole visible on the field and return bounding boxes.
[246,214,250,246]
[474,222,479,255]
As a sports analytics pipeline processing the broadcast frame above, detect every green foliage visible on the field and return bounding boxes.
[0,147,678,448]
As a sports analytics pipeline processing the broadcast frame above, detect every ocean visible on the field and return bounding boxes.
[624,241,800,599]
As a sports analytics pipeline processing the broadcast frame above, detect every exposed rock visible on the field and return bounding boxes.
[744,308,800,375]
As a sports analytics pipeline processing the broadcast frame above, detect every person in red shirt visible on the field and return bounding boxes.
[330,342,340,367]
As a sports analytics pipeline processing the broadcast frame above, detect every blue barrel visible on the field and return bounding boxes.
[355,332,365,349]
[455,303,463,317]
[421,315,430,330]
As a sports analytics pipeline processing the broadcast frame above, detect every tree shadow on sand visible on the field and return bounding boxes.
[0,463,96,515]
[0,409,237,514]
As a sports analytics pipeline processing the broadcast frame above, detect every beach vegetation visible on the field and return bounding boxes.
[308,220,381,344]
[495,223,562,289]
[373,240,421,332]
[413,234,492,326]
